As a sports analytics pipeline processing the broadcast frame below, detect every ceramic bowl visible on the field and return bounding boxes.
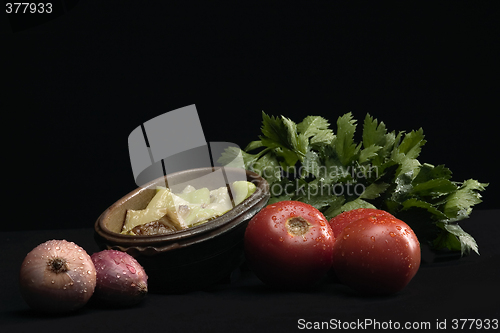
[94,167,269,293]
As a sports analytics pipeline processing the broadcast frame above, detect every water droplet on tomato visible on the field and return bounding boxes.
[389,232,396,237]
[370,236,376,242]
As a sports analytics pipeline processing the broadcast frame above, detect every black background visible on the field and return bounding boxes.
[2,1,498,232]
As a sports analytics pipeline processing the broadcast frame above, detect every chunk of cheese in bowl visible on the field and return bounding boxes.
[121,181,256,235]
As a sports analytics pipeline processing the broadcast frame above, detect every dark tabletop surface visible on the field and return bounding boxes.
[1,209,499,332]
[2,2,499,332]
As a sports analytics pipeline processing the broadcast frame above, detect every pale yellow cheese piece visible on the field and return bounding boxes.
[121,181,256,234]
[121,188,171,233]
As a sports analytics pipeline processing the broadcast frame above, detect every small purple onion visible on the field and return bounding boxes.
[91,250,148,306]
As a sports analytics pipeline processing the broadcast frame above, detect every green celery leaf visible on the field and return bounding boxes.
[373,131,397,169]
[297,115,335,147]
[260,112,290,148]
[259,113,304,167]
[268,177,296,198]
[295,183,342,211]
[389,130,423,177]
[316,145,344,184]
[326,198,376,219]
[334,112,361,166]
[297,133,310,159]
[361,113,397,168]
[362,114,388,148]
[411,178,458,198]
[245,140,264,152]
[302,150,321,178]
[401,198,449,219]
[321,195,347,220]
[443,179,488,219]
[217,146,243,168]
[250,151,281,186]
[273,145,300,167]
[397,128,426,159]
[433,226,463,252]
[390,171,414,204]
[360,182,391,199]
[391,149,421,178]
[268,194,292,205]
[359,145,382,164]
[297,115,331,137]
[311,131,335,148]
[413,163,452,183]
[443,223,479,255]
[433,222,479,255]
[281,116,300,153]
[217,146,259,169]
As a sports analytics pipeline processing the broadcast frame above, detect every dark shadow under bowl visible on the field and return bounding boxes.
[94,167,269,293]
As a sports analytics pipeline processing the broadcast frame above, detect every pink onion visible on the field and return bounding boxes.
[91,250,148,306]
[19,239,96,314]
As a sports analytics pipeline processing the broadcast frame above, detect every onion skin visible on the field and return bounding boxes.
[91,250,148,306]
[19,240,96,314]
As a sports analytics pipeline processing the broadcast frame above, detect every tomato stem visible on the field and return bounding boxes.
[286,216,310,236]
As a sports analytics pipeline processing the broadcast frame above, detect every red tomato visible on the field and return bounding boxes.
[332,213,421,295]
[329,208,395,238]
[244,200,335,289]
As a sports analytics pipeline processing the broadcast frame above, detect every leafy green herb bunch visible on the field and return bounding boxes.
[219,112,487,255]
